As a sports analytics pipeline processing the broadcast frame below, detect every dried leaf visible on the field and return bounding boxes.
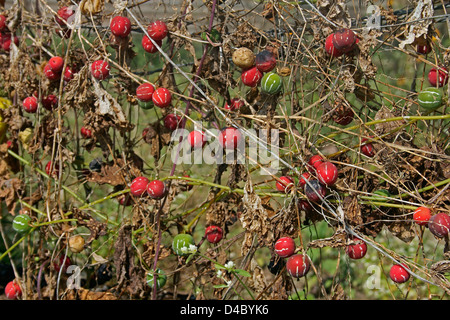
[398,0,434,49]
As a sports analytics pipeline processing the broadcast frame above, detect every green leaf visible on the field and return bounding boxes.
[215,263,226,270]
[234,269,251,277]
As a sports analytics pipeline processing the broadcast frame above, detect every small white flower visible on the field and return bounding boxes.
[188,244,198,253]
[216,270,223,278]
[180,246,188,253]
[224,261,235,270]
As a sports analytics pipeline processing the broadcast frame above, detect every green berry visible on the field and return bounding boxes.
[138,100,154,110]
[146,268,167,289]
[261,72,282,95]
[417,87,443,110]
[172,233,195,256]
[12,214,32,233]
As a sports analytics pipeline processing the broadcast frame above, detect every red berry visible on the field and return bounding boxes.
[5,280,21,300]
[428,67,449,87]
[241,66,263,87]
[304,179,326,202]
[142,35,162,53]
[0,15,6,31]
[416,43,431,55]
[110,16,131,38]
[163,113,181,131]
[44,63,61,81]
[152,87,172,108]
[361,138,375,157]
[297,199,313,214]
[345,237,367,259]
[274,237,296,258]
[147,180,166,199]
[130,176,149,197]
[42,94,58,111]
[48,56,64,73]
[218,127,243,150]
[136,83,155,102]
[224,98,244,111]
[286,254,311,279]
[428,213,450,238]
[45,160,60,177]
[118,193,133,206]
[413,206,431,226]
[55,6,75,27]
[389,264,410,284]
[23,96,38,113]
[325,33,343,57]
[147,20,168,41]
[63,65,76,82]
[307,154,324,172]
[332,28,357,53]
[298,172,311,189]
[188,130,206,149]
[205,225,224,244]
[276,176,295,193]
[54,255,71,273]
[91,59,110,80]
[316,161,338,186]
[255,50,277,73]
[80,126,92,139]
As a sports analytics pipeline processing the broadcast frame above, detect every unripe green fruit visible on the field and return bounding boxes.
[260,72,282,95]
[146,268,167,289]
[12,214,32,233]
[138,100,154,110]
[172,233,195,256]
[417,87,442,110]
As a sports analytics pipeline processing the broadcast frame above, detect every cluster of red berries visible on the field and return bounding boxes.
[325,28,359,58]
[187,126,243,151]
[142,20,168,53]
[136,82,172,109]
[0,15,19,52]
[273,236,310,279]
[130,176,167,200]
[240,49,277,88]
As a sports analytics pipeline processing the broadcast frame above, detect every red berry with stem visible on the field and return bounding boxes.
[307,154,324,172]
[205,225,224,244]
[428,67,449,87]
[286,254,311,279]
[54,255,71,273]
[361,138,375,157]
[298,172,311,189]
[136,83,155,102]
[416,43,431,55]
[188,130,206,149]
[110,16,131,38]
[48,56,64,73]
[345,237,367,259]
[164,113,181,131]
[130,176,149,197]
[45,160,60,177]
[241,66,263,87]
[224,98,244,111]
[63,65,75,82]
[304,179,326,202]
[274,237,296,258]
[332,28,357,53]
[80,126,92,139]
[5,280,21,300]
[152,87,172,108]
[316,161,338,186]
[255,50,277,73]
[44,63,61,81]
[218,127,243,150]
[413,206,431,226]
[147,180,166,199]
[142,36,162,53]
[23,96,38,113]
[56,6,75,27]
[276,175,295,193]
[325,33,343,57]
[147,20,168,41]
[42,94,58,111]
[428,213,450,238]
[91,59,110,80]
[389,264,410,284]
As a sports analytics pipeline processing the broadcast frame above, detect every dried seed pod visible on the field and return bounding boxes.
[232,47,255,69]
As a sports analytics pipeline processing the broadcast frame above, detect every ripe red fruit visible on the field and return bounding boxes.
[2,35,18,51]
[55,6,75,27]
[48,56,64,73]
[224,98,244,111]
[325,33,343,57]
[332,28,357,53]
[298,172,311,189]
[63,65,75,82]
[80,126,92,139]
[316,161,338,186]
[428,67,449,87]
[0,15,6,31]
[44,63,61,81]
[147,20,168,41]
[164,113,181,131]
[42,94,58,111]
[45,160,60,177]
[286,254,311,279]
[5,280,21,300]
[304,179,326,202]
[118,193,133,206]
[241,66,263,87]
[54,255,71,273]
[413,206,431,226]
[152,87,172,108]
[298,199,313,214]
[416,43,431,55]
[91,59,110,80]
[136,83,155,102]
[274,237,296,258]
[345,237,367,259]
[255,50,277,73]
[188,130,206,149]
[307,154,324,172]
[110,16,131,38]
[361,138,375,157]
[389,264,410,284]
[218,127,243,150]
[142,35,162,53]
[147,180,166,199]
[23,96,38,113]
[205,225,224,244]
[428,213,450,238]
[276,176,295,193]
[130,176,150,197]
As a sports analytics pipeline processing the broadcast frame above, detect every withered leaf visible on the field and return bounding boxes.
[308,229,347,249]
